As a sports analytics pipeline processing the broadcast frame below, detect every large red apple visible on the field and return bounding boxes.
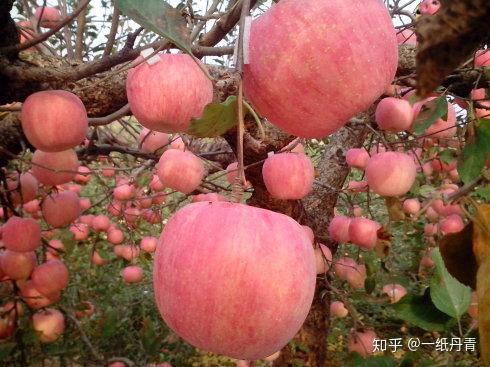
[243,0,397,138]
[21,90,88,152]
[153,202,316,360]
[127,54,213,133]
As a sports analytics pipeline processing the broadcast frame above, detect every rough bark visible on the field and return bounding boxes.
[226,116,370,367]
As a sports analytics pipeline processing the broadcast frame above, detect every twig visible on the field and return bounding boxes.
[58,0,75,58]
[103,7,121,56]
[74,3,88,60]
[64,312,102,361]
[88,104,131,126]
[0,0,91,55]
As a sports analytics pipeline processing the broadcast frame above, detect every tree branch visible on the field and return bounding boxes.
[0,0,91,56]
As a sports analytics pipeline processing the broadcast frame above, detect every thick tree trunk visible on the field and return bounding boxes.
[224,112,370,366]
[271,118,370,367]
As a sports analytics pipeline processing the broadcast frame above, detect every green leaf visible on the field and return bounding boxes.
[418,184,436,198]
[408,93,419,106]
[413,96,448,135]
[439,149,456,164]
[102,307,118,339]
[392,289,454,331]
[349,355,397,367]
[0,343,15,360]
[430,248,472,319]
[59,229,76,254]
[141,317,160,355]
[474,185,490,200]
[136,171,152,188]
[364,276,376,295]
[458,120,490,184]
[399,352,436,367]
[96,246,115,262]
[115,0,190,52]
[22,327,40,344]
[186,96,238,138]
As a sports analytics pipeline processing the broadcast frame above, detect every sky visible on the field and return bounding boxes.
[12,0,418,61]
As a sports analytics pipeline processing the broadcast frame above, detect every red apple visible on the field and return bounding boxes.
[127,54,213,133]
[243,0,397,138]
[262,152,314,200]
[31,149,79,186]
[382,283,407,303]
[91,215,111,232]
[34,7,62,28]
[348,330,377,357]
[375,97,413,132]
[328,216,352,243]
[108,228,124,245]
[475,49,490,68]
[121,265,144,284]
[315,244,332,274]
[345,148,370,170]
[21,90,88,152]
[69,223,89,241]
[365,151,417,196]
[140,236,158,253]
[418,0,441,15]
[330,301,348,318]
[157,149,204,194]
[20,280,60,309]
[413,98,457,138]
[1,250,37,280]
[74,166,91,184]
[7,172,38,204]
[31,260,69,296]
[334,257,358,281]
[345,264,367,289]
[348,218,380,250]
[32,308,65,343]
[403,198,421,214]
[139,128,170,155]
[439,214,464,235]
[42,191,80,228]
[2,216,41,252]
[153,202,316,360]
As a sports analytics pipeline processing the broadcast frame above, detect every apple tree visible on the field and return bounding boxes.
[0,0,489,366]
